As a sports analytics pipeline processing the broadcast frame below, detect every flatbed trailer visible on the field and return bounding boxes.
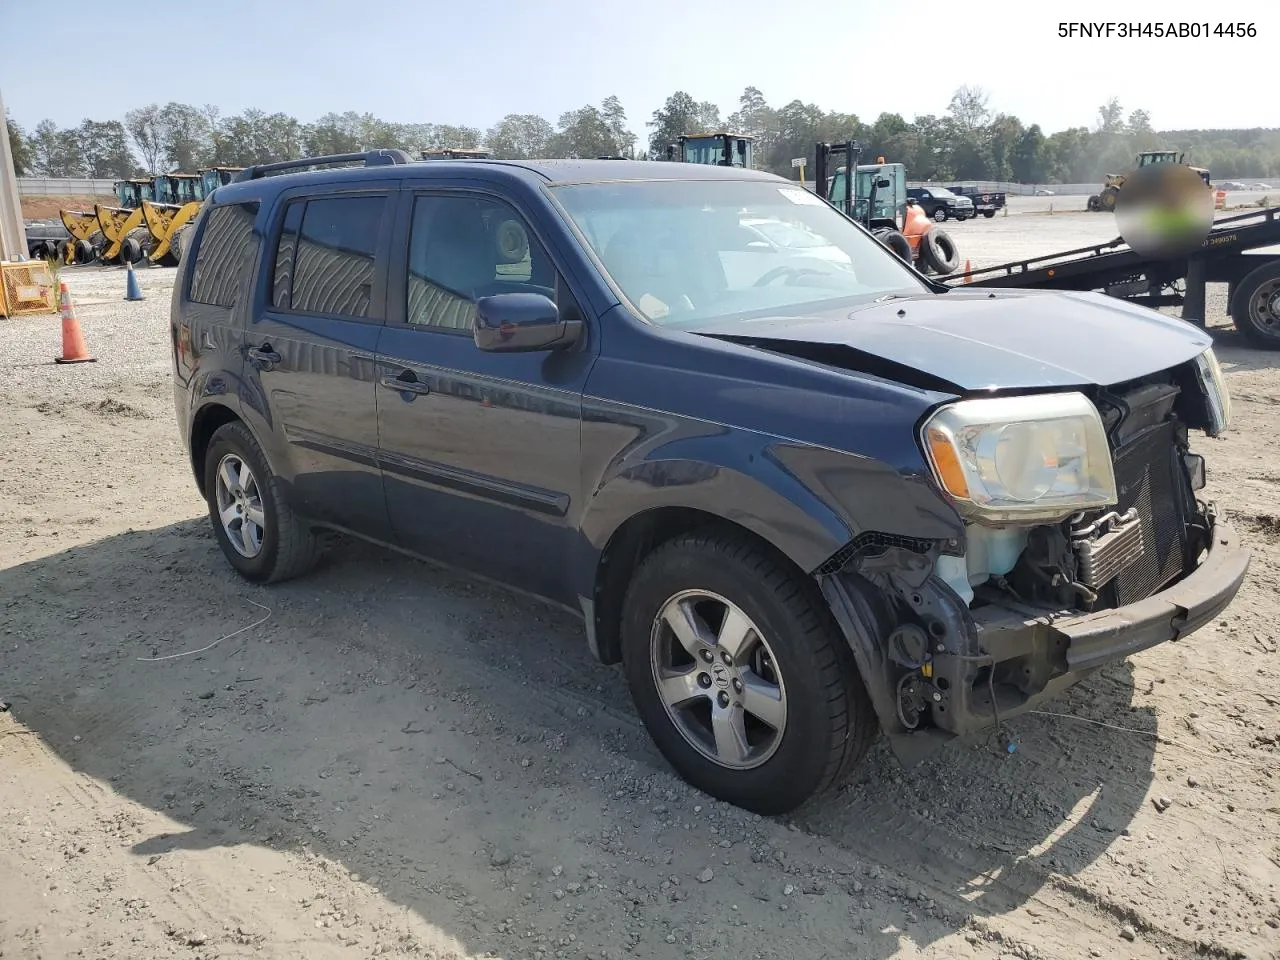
[946,206,1280,349]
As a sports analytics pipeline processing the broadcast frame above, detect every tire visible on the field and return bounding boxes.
[877,228,912,264]
[932,207,948,223]
[1087,195,1101,212]
[56,239,71,264]
[119,236,142,264]
[920,229,961,275]
[202,421,321,584]
[75,239,94,264]
[619,529,877,815]
[170,225,188,264]
[983,209,996,218]
[1228,259,1280,350]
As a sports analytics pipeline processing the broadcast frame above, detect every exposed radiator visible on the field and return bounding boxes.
[1108,420,1190,605]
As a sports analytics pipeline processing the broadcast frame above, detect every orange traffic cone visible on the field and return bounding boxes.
[963,259,973,283]
[54,283,96,364]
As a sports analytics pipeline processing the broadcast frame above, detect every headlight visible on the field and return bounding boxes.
[1194,347,1231,436]
[920,392,1117,525]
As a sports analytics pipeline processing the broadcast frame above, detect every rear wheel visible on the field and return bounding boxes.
[619,530,876,815]
[202,421,321,584]
[1229,259,1280,349]
[984,209,996,218]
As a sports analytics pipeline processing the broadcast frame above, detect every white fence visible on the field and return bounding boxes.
[908,181,1101,196]
[17,178,118,198]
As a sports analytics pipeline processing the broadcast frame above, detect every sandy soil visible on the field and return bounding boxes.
[20,196,105,221]
[2,214,1279,960]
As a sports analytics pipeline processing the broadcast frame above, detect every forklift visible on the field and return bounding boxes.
[813,141,961,274]
[666,132,754,168]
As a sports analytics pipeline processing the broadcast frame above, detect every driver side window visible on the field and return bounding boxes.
[406,194,554,330]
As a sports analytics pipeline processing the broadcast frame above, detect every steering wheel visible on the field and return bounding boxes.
[753,265,826,288]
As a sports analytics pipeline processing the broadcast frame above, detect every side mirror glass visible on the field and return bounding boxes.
[473,292,581,353]
[876,178,891,189]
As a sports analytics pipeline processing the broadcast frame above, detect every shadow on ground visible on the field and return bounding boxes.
[2,520,1159,958]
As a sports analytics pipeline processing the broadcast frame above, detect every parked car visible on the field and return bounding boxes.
[1219,181,1249,191]
[1034,188,1055,196]
[171,151,1249,815]
[905,186,974,222]
[945,185,1006,218]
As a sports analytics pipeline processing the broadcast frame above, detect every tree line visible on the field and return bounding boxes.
[7,87,1280,185]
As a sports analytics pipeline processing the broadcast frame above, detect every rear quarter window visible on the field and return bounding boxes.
[188,201,261,308]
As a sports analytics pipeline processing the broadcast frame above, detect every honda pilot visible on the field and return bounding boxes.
[171,150,1249,815]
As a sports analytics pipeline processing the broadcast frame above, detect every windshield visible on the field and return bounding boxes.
[926,187,956,198]
[550,179,929,327]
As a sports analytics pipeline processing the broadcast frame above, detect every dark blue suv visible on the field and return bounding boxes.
[171,149,1248,814]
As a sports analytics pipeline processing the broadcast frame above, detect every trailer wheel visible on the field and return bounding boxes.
[1229,259,1280,350]
[920,229,960,275]
[876,228,912,263]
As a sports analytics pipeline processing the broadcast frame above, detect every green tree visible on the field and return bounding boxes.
[6,113,33,176]
[485,114,555,159]
[646,91,721,158]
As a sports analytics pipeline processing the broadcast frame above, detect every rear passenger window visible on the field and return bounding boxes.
[189,201,260,308]
[269,195,386,319]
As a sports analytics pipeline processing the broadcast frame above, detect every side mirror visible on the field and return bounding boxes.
[876,178,891,189]
[473,292,581,353]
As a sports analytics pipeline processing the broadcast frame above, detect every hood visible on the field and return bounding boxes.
[691,288,1213,393]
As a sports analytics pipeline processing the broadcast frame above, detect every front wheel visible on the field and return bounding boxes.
[620,530,877,815]
[984,209,996,218]
[932,208,948,223]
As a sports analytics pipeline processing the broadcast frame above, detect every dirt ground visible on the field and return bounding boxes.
[2,213,1279,960]
[19,196,105,221]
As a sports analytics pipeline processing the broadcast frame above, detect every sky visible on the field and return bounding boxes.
[1,0,1275,143]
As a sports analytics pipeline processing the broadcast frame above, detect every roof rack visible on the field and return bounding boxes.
[233,149,413,183]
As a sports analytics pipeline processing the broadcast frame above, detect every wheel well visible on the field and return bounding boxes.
[189,403,242,496]
[590,507,809,665]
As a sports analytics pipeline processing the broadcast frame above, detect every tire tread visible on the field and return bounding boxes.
[628,526,877,809]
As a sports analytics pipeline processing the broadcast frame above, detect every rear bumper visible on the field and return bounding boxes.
[936,518,1250,737]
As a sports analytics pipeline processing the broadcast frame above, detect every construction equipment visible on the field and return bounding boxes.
[56,207,102,264]
[666,132,754,168]
[814,141,961,274]
[140,167,242,265]
[1088,151,1212,212]
[94,178,155,264]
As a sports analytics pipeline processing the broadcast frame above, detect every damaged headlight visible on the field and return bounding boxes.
[1194,347,1231,437]
[920,392,1118,524]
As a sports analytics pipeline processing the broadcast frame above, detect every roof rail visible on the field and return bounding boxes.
[233,149,413,183]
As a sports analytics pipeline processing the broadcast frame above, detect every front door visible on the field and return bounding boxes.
[375,189,595,604]
[245,186,396,540]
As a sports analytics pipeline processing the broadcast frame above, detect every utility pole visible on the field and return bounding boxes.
[0,86,29,261]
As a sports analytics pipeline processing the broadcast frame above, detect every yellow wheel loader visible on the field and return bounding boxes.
[95,178,157,264]
[1088,151,1211,212]
[141,167,243,265]
[57,207,104,264]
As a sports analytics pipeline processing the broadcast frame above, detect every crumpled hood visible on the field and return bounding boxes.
[692,287,1213,392]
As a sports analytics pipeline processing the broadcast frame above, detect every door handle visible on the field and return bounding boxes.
[247,344,281,368]
[380,371,431,397]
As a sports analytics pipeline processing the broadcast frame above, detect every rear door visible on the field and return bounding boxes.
[244,183,398,540]
[374,185,596,604]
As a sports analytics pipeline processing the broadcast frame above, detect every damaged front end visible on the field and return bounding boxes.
[817,347,1251,764]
